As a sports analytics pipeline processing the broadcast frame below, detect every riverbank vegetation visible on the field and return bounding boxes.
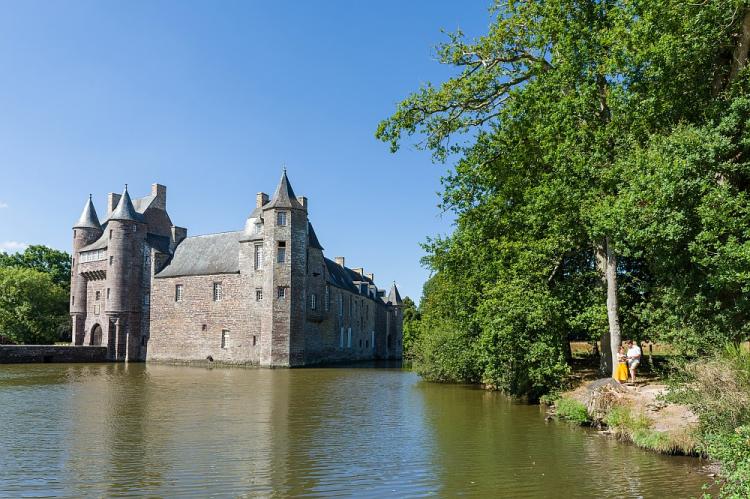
[0,245,71,344]
[378,1,750,495]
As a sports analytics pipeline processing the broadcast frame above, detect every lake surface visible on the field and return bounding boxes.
[0,363,711,498]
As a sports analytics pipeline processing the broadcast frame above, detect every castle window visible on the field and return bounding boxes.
[74,230,76,238]
[132,225,137,232]
[143,293,150,306]
[359,339,362,348]
[324,286,330,312]
[95,291,101,301]
[175,284,183,302]
[277,286,286,299]
[107,288,110,300]
[340,327,344,348]
[347,327,352,348]
[338,293,343,316]
[254,244,263,270]
[109,256,113,265]
[253,335,257,346]
[366,339,369,349]
[213,282,223,301]
[277,241,286,264]
[109,230,112,239]
[202,324,207,331]
[277,211,287,226]
[72,296,74,306]
[256,288,263,301]
[221,330,230,349]
[254,222,262,234]
[371,331,375,350]
[311,293,317,310]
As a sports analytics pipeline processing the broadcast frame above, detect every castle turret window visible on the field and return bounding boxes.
[175,284,183,302]
[256,288,263,301]
[213,282,223,301]
[221,330,230,349]
[277,241,286,264]
[277,211,287,226]
[107,288,110,300]
[277,286,286,299]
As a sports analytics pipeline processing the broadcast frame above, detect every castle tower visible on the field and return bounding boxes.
[104,185,146,361]
[259,170,309,366]
[387,282,404,359]
[70,195,103,345]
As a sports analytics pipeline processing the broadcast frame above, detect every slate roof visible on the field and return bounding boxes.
[265,170,303,210]
[308,222,323,250]
[324,257,359,293]
[388,283,403,305]
[109,186,144,223]
[74,195,102,229]
[156,231,243,278]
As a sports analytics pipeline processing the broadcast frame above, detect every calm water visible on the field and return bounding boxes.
[0,363,711,498]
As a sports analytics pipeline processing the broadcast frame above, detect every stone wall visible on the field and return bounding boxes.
[0,345,108,363]
[148,272,260,364]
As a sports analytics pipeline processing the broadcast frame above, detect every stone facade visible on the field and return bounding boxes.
[69,172,403,366]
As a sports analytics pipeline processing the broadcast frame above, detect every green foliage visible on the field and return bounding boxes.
[0,267,68,344]
[378,0,750,400]
[703,426,750,498]
[0,245,71,290]
[669,346,750,496]
[555,397,589,425]
[400,296,420,356]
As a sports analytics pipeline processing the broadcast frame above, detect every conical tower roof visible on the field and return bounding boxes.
[109,185,141,222]
[388,282,403,306]
[265,169,303,209]
[308,222,324,250]
[73,195,102,229]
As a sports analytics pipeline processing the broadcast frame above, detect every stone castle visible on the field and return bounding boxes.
[69,171,403,366]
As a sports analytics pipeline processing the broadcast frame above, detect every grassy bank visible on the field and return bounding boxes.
[555,396,699,456]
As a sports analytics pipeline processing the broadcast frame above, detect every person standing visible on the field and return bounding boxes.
[615,345,629,383]
[626,340,642,384]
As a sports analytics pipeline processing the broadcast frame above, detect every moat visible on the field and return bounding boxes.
[0,363,712,497]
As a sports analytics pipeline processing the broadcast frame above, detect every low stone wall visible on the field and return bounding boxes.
[0,345,109,364]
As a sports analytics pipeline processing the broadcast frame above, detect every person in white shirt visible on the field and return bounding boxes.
[626,340,642,383]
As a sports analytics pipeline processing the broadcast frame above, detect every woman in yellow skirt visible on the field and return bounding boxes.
[615,345,629,383]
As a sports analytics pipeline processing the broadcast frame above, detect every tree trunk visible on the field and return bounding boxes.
[729,8,750,86]
[595,243,611,376]
[605,237,622,378]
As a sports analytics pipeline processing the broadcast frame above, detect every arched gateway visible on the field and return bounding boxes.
[90,324,103,346]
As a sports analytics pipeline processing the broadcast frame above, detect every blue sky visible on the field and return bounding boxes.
[0,1,491,301]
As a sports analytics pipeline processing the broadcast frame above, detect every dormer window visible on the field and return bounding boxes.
[254,222,262,234]
[277,211,287,226]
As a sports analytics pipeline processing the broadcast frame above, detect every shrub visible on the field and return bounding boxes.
[555,397,589,425]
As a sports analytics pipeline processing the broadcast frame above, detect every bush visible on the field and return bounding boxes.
[555,397,589,425]
[668,345,750,495]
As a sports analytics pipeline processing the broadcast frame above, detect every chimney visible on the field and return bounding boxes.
[170,226,187,251]
[256,192,269,208]
[365,272,374,282]
[151,184,167,209]
[353,267,364,278]
[298,196,308,210]
[107,192,122,217]
[334,256,345,268]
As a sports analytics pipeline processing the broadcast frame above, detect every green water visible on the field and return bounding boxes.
[0,363,712,497]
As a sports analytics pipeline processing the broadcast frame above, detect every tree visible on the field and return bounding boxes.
[400,296,421,356]
[378,0,750,393]
[0,267,68,344]
[0,245,71,290]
